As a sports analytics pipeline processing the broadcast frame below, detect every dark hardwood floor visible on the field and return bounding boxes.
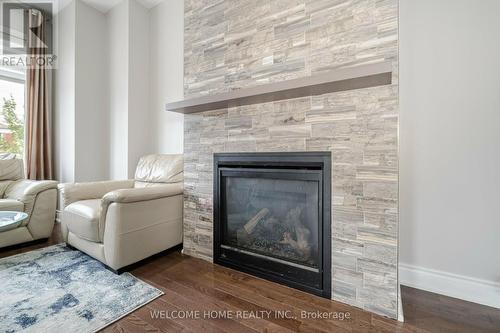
[1,224,499,333]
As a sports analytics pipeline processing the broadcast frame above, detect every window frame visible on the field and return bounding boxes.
[0,67,26,158]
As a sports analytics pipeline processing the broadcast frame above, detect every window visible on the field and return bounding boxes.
[0,67,25,159]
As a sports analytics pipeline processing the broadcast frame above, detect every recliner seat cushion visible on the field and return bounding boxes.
[64,199,101,242]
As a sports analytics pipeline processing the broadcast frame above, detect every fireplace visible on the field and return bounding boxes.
[213,152,331,298]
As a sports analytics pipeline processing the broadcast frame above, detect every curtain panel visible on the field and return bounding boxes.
[25,9,53,180]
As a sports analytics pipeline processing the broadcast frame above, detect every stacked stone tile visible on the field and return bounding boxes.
[183,0,399,318]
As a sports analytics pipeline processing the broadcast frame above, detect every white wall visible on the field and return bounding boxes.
[74,0,109,181]
[55,0,108,183]
[400,0,500,307]
[56,0,159,182]
[149,0,184,154]
[54,0,76,183]
[128,0,152,176]
[107,0,129,179]
[107,0,156,179]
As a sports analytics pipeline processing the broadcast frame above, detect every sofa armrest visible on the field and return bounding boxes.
[58,180,134,209]
[5,180,58,203]
[4,180,58,217]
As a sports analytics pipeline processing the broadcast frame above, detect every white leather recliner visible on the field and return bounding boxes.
[58,154,183,272]
[0,159,58,248]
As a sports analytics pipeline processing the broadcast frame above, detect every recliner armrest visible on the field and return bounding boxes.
[58,180,134,209]
[5,180,58,203]
[102,183,183,204]
[100,183,183,224]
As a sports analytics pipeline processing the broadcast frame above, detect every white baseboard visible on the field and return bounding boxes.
[397,284,404,322]
[399,263,500,309]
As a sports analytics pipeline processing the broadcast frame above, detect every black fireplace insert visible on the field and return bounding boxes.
[213,152,331,298]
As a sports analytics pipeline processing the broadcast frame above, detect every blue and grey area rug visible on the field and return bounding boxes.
[0,244,163,333]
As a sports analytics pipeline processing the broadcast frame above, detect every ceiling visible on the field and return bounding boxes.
[81,0,164,13]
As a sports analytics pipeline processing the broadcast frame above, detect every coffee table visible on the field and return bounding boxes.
[0,211,28,232]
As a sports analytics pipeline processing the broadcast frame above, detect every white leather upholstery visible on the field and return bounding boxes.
[5,180,59,219]
[103,195,183,270]
[0,181,13,197]
[134,154,183,184]
[60,154,184,271]
[67,231,106,263]
[65,199,101,242]
[0,199,24,211]
[59,180,134,209]
[0,227,33,248]
[0,159,58,248]
[25,189,57,238]
[0,159,24,180]
[103,183,183,204]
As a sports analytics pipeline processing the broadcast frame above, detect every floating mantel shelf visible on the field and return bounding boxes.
[166,61,392,114]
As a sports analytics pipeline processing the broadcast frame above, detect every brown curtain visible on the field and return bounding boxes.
[25,9,53,180]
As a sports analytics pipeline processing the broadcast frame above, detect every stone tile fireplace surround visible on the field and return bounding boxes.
[181,0,399,318]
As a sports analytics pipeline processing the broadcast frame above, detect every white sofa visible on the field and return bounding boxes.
[58,154,183,272]
[0,159,58,248]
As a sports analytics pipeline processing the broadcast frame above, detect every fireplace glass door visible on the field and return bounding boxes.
[214,152,331,298]
[222,173,320,270]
